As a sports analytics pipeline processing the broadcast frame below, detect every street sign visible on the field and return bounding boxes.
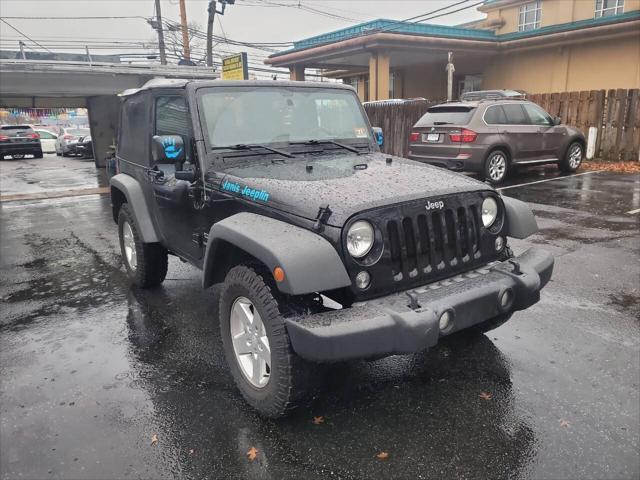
[221,52,248,81]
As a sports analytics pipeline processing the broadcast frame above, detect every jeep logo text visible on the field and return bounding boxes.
[425,200,445,211]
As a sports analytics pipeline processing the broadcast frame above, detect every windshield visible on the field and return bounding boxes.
[198,86,372,148]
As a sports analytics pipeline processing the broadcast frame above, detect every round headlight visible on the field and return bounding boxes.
[346,220,374,258]
[481,197,499,228]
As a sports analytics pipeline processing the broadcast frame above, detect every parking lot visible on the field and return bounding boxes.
[1,156,639,479]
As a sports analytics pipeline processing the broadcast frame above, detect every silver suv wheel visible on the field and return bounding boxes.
[568,144,582,169]
[487,152,507,182]
[230,296,271,388]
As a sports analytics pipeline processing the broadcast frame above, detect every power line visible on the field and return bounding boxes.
[0,16,147,20]
[0,18,53,53]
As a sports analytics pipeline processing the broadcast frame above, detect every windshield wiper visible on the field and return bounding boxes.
[292,139,362,155]
[210,144,295,158]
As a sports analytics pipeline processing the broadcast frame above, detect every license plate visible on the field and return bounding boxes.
[424,133,440,142]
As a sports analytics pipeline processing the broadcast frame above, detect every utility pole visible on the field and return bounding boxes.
[446,51,455,101]
[154,0,167,65]
[179,0,190,62]
[206,1,216,67]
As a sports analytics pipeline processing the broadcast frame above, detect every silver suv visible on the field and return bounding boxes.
[408,99,586,184]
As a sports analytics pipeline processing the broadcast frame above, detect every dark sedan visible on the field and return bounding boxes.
[0,125,43,160]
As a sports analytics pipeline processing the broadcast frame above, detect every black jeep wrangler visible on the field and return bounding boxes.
[110,79,553,417]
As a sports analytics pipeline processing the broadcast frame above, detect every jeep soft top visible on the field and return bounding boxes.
[110,79,553,417]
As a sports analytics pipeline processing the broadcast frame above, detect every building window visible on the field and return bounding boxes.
[518,1,541,31]
[595,0,624,18]
[389,72,396,99]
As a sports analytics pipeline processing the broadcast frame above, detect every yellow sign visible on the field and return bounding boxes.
[222,53,248,81]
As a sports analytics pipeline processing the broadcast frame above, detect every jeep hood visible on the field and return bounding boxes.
[208,153,492,227]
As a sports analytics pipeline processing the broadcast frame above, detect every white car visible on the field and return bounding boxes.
[34,129,58,154]
[55,127,90,156]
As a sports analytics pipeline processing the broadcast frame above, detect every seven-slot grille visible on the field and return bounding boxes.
[385,204,482,282]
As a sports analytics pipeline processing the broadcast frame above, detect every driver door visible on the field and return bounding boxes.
[147,93,204,262]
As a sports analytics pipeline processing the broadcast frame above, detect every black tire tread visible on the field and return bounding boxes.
[118,204,168,288]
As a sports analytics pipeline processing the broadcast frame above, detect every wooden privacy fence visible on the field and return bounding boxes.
[364,100,434,157]
[364,89,640,161]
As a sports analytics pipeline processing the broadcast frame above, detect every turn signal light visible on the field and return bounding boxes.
[273,267,285,283]
[0,135,9,141]
[409,132,420,142]
[449,129,477,143]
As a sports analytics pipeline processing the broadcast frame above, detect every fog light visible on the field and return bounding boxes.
[499,289,513,309]
[495,236,504,251]
[439,311,452,331]
[355,271,371,290]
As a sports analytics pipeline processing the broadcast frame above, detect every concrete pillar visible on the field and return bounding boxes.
[356,76,367,102]
[289,65,306,81]
[368,52,390,101]
[86,95,121,168]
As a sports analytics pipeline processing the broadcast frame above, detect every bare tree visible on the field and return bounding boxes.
[163,22,206,65]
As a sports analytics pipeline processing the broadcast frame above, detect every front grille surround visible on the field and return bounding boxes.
[343,191,505,299]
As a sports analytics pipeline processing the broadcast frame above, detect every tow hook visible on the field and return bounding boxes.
[406,291,421,310]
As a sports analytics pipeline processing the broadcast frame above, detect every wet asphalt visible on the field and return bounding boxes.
[1,156,639,480]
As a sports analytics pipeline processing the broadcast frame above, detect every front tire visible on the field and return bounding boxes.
[117,204,168,288]
[219,265,312,418]
[559,141,583,173]
[483,150,509,185]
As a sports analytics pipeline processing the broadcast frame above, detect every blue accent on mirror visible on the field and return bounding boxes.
[162,137,183,159]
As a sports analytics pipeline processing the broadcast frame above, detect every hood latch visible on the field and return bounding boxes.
[313,205,332,232]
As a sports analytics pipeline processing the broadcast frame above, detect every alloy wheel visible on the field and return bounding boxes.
[122,221,137,270]
[568,144,582,169]
[488,153,506,181]
[229,296,271,388]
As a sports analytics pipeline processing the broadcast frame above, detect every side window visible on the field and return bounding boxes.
[155,96,191,161]
[38,131,53,139]
[484,105,507,125]
[118,95,149,163]
[502,104,530,125]
[523,104,553,126]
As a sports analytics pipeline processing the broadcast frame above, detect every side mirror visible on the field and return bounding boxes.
[553,116,561,126]
[152,135,185,164]
[372,127,384,147]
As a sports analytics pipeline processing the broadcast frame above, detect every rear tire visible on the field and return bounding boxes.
[117,204,168,288]
[219,265,312,418]
[559,141,583,173]
[483,150,509,185]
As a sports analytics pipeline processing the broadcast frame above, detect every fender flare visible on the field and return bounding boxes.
[502,196,538,239]
[202,212,351,295]
[109,174,159,243]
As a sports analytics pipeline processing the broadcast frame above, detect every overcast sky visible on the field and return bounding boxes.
[0,0,485,74]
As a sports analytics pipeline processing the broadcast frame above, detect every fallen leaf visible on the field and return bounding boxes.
[247,447,258,461]
[376,451,389,460]
[479,392,493,401]
[150,434,158,446]
[312,416,325,425]
[188,449,194,455]
[559,419,570,428]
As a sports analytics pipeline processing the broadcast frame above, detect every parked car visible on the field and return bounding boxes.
[34,129,58,154]
[0,125,43,160]
[110,79,553,417]
[55,127,90,156]
[408,99,585,184]
[74,135,93,158]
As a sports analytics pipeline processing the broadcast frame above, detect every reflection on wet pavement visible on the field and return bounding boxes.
[1,170,639,480]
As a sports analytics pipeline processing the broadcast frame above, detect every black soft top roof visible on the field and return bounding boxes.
[120,78,355,97]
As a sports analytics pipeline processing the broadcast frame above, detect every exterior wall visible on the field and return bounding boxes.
[483,0,640,34]
[400,65,448,101]
[483,34,640,93]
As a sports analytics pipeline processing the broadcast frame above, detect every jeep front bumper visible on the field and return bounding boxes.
[285,247,553,362]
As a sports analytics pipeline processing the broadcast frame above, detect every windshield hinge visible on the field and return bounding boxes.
[313,205,332,232]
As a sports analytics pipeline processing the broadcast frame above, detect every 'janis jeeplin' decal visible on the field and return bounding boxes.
[221,180,270,203]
